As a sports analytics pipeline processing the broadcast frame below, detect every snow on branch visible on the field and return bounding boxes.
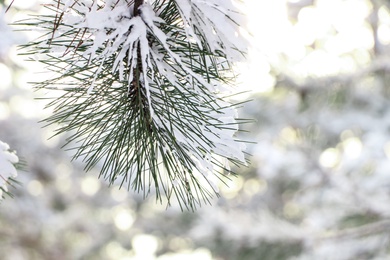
[0,140,18,199]
[18,0,250,209]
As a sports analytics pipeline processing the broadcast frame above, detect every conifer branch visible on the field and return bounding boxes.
[16,0,250,210]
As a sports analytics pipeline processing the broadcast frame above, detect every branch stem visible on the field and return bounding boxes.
[134,0,144,16]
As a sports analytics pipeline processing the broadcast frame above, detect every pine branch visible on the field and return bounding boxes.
[16,0,250,210]
[0,140,19,200]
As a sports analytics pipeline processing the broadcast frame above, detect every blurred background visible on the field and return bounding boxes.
[1,0,390,259]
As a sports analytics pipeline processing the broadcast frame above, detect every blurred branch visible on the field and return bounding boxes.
[370,0,382,55]
[320,219,390,240]
[276,56,390,94]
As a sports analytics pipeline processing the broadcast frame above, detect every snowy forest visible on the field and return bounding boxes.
[2,0,390,259]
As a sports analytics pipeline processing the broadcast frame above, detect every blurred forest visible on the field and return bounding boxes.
[2,0,390,259]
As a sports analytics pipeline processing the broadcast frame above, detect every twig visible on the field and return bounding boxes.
[320,219,390,240]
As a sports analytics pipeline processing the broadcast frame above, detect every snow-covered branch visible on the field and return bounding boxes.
[18,0,249,209]
[0,140,18,199]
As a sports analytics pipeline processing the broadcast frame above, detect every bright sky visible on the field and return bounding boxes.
[240,0,380,94]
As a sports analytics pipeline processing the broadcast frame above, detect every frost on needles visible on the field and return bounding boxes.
[19,0,249,210]
[0,140,18,200]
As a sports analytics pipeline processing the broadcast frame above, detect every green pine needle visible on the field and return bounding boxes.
[16,0,250,210]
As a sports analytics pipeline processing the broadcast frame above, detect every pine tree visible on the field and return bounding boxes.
[17,0,249,210]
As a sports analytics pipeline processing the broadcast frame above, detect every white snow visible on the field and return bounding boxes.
[0,140,18,198]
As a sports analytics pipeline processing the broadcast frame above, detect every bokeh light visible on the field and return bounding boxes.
[1,0,390,259]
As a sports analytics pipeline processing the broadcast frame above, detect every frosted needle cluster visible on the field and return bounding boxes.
[19,0,249,209]
[0,140,18,199]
